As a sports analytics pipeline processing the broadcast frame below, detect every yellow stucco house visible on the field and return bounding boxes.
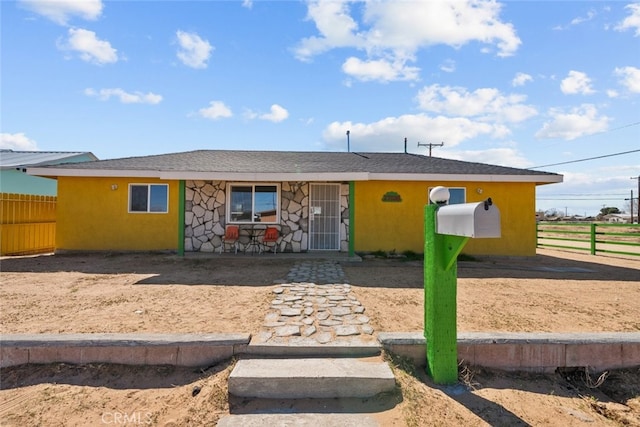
[28,150,562,256]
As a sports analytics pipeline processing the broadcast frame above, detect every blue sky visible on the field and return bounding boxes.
[1,0,639,216]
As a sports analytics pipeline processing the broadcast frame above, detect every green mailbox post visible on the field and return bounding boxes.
[424,186,501,384]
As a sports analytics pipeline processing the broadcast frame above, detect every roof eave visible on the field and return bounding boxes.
[28,168,563,184]
[159,171,370,181]
[369,173,563,184]
[27,168,370,182]
[27,168,155,178]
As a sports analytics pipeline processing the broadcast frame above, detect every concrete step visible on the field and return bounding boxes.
[217,413,379,427]
[245,341,381,358]
[228,357,396,399]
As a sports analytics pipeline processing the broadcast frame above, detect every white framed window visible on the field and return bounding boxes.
[228,183,280,223]
[129,184,169,213]
[428,187,466,205]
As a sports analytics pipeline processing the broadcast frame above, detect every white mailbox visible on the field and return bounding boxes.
[436,199,501,238]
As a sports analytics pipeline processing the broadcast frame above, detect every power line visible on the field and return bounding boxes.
[529,149,640,169]
[537,192,630,199]
[537,197,624,201]
[536,192,635,196]
[539,193,628,196]
[611,121,640,132]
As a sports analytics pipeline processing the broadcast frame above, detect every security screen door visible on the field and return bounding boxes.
[309,183,340,250]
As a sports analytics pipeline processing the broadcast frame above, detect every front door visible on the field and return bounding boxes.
[309,183,340,250]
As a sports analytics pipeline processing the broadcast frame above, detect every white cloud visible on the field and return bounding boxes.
[512,72,533,87]
[19,0,103,25]
[560,70,595,95]
[615,3,640,36]
[439,59,456,73]
[242,0,253,9]
[342,57,419,82]
[415,84,538,123]
[0,133,39,151]
[57,28,118,65]
[535,104,610,140]
[607,89,619,98]
[294,0,362,61]
[335,84,538,152]
[176,30,213,69]
[259,104,289,123]
[294,0,520,82]
[243,110,258,120]
[364,0,521,56]
[614,66,640,93]
[322,113,509,151]
[540,171,635,198]
[245,105,290,122]
[536,170,636,215]
[198,101,233,120]
[570,9,596,26]
[553,9,597,31]
[84,88,162,104]
[442,148,532,168]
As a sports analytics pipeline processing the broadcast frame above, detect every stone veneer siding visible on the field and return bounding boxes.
[184,181,349,253]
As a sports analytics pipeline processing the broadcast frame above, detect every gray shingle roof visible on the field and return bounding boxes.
[29,149,559,177]
[0,150,97,169]
[27,149,563,185]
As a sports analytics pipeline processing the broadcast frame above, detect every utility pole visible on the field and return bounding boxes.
[346,130,350,153]
[634,176,640,224]
[631,190,634,225]
[418,141,444,157]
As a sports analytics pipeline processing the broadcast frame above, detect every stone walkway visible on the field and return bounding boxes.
[251,261,376,345]
[285,260,348,284]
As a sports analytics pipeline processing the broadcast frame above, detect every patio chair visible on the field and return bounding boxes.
[220,225,239,254]
[260,227,279,254]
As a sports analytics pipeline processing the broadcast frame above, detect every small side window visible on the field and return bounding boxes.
[129,184,168,213]
[448,188,466,205]
[428,187,466,205]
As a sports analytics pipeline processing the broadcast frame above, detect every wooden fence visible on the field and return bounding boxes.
[0,193,56,256]
[537,221,640,257]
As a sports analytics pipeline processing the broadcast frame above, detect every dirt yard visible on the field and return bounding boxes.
[1,248,639,426]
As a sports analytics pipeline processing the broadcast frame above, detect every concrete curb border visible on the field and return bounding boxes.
[1,333,250,368]
[379,332,640,373]
[2,332,639,372]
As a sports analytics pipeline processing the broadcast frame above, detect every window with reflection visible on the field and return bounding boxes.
[428,187,466,205]
[129,184,168,213]
[229,184,279,223]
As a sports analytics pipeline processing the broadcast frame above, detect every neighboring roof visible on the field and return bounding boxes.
[0,150,98,169]
[27,149,562,184]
